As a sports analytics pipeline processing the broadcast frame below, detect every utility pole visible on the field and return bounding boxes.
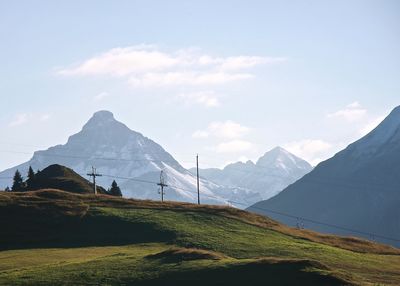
[87,166,102,195]
[196,154,200,205]
[157,170,168,202]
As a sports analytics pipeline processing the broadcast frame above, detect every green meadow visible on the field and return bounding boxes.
[0,189,399,285]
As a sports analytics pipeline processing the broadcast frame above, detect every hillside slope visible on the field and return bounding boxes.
[0,189,399,285]
[28,164,108,194]
[248,106,400,247]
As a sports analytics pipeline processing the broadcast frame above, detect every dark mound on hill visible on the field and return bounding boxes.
[31,164,107,194]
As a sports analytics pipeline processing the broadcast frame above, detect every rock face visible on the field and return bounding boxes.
[193,147,312,201]
[248,106,400,247]
[0,111,260,207]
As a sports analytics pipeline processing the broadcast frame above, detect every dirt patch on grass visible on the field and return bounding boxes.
[146,247,227,263]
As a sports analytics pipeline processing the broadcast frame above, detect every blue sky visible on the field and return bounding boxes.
[0,0,399,170]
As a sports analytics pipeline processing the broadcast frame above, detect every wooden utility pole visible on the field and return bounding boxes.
[196,154,200,205]
[87,166,102,195]
[157,170,168,202]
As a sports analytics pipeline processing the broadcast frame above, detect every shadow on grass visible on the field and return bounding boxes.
[0,203,176,250]
[134,258,352,286]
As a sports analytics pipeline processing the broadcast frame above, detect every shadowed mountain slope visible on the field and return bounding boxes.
[249,106,400,247]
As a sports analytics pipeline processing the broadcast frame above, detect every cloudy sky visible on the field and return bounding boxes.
[0,0,399,171]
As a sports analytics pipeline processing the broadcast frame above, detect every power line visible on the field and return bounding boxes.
[1,149,399,195]
[241,201,400,243]
[174,186,400,243]
[0,146,201,165]
[2,148,396,191]
[157,170,168,202]
[0,149,201,170]
[99,174,158,185]
[196,154,200,205]
[0,147,286,175]
[2,165,400,243]
[86,166,102,195]
[167,184,400,243]
[88,170,400,244]
[1,150,400,243]
[129,175,400,243]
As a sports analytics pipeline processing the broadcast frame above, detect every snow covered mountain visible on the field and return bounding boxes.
[192,147,313,200]
[249,106,400,247]
[0,111,261,207]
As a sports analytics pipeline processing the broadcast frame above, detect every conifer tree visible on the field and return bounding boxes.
[26,166,36,190]
[11,170,24,192]
[109,180,122,197]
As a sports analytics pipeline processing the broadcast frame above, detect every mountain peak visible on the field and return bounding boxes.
[93,110,115,120]
[257,146,291,165]
[89,110,116,124]
[349,105,400,156]
[382,105,400,129]
[391,104,400,114]
[270,146,290,155]
[256,146,312,171]
[82,110,121,131]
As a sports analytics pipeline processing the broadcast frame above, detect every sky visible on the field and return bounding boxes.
[0,0,399,171]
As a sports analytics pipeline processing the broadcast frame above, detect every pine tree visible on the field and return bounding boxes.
[109,180,122,197]
[4,186,10,192]
[26,166,36,190]
[11,170,24,192]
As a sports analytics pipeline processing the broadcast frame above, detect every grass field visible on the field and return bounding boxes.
[0,189,399,285]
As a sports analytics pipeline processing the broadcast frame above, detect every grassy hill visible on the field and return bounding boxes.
[0,189,399,285]
[28,164,108,194]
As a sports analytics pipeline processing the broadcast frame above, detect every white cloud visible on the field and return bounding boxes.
[9,113,28,127]
[179,91,220,108]
[327,101,367,121]
[283,139,333,166]
[128,72,253,87]
[193,120,250,139]
[58,46,178,77]
[93,92,111,102]
[218,56,286,71]
[215,140,253,153]
[359,115,385,136]
[58,45,283,87]
[8,113,52,127]
[347,101,361,108]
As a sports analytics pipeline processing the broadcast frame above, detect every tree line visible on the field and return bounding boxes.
[4,167,122,197]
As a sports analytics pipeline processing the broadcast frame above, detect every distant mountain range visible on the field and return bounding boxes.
[0,111,228,205]
[2,111,305,207]
[191,147,312,201]
[248,106,400,247]
[0,111,313,208]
